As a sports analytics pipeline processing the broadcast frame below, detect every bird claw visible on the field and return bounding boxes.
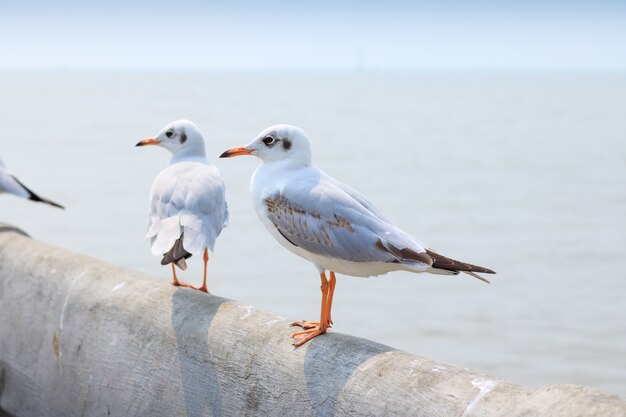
[195,285,209,293]
[291,327,327,347]
[291,320,320,329]
[291,320,331,329]
[171,280,209,293]
[170,279,195,289]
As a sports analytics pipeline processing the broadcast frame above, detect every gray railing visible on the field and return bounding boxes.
[0,224,624,417]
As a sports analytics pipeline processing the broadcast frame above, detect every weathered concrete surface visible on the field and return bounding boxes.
[0,225,624,417]
[0,408,14,417]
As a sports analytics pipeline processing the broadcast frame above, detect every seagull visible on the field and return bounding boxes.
[0,157,64,209]
[220,124,495,346]
[136,120,228,292]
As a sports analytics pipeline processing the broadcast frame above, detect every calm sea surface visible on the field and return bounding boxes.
[2,71,625,397]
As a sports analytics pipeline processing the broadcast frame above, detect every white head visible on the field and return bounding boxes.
[220,124,312,167]
[136,119,206,158]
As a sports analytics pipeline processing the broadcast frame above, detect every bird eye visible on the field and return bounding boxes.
[166,129,174,138]
[262,136,276,146]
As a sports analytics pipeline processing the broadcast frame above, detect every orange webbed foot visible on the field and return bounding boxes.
[196,285,209,293]
[170,279,196,289]
[291,319,331,329]
[291,327,327,347]
[291,320,320,329]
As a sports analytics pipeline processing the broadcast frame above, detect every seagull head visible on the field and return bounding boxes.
[136,119,206,158]
[220,124,312,166]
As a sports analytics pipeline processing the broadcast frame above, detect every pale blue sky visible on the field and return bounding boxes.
[1,0,625,71]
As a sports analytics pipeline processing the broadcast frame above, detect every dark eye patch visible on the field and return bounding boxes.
[166,129,174,138]
[282,139,292,150]
[180,132,187,144]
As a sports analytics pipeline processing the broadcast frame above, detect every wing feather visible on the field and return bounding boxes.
[0,162,64,208]
[263,171,427,264]
[0,159,28,197]
[148,162,227,256]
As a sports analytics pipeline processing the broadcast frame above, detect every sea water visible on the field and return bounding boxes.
[1,71,625,397]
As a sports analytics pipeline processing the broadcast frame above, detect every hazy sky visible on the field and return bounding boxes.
[1,0,625,71]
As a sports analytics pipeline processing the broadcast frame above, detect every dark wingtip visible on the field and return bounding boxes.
[32,197,64,209]
[11,175,65,209]
[425,249,495,281]
[161,236,192,269]
[45,200,65,209]
[463,270,492,284]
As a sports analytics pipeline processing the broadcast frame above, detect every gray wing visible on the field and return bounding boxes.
[330,176,393,224]
[0,160,64,208]
[0,163,29,198]
[264,173,429,265]
[147,163,227,255]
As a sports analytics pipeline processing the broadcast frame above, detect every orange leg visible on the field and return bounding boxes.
[170,263,195,289]
[196,248,209,293]
[292,271,337,329]
[327,271,336,325]
[291,272,331,347]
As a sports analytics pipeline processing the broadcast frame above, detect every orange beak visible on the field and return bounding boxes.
[220,146,253,158]
[135,137,161,147]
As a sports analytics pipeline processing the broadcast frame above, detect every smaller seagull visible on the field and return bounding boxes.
[0,157,64,209]
[221,125,495,346]
[136,120,228,292]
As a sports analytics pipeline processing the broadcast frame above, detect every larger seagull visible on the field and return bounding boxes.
[0,157,64,208]
[137,120,228,292]
[221,125,495,346]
